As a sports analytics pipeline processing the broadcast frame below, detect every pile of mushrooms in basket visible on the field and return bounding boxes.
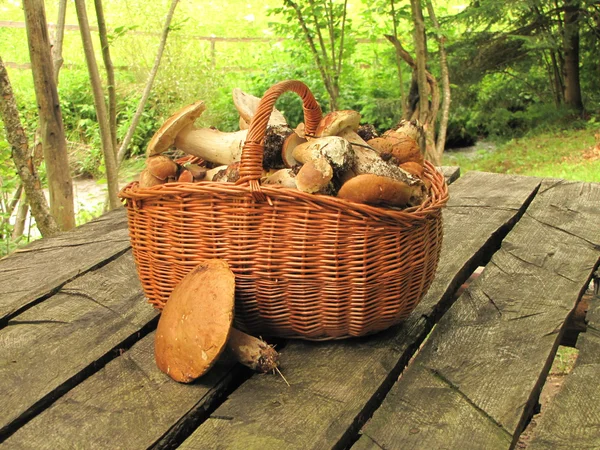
[143,88,431,383]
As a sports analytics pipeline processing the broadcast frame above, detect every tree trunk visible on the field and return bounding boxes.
[117,0,180,166]
[550,50,564,106]
[52,0,68,84]
[389,0,406,117]
[408,0,439,164]
[0,56,60,237]
[12,195,29,240]
[23,0,75,231]
[74,0,120,210]
[94,0,118,155]
[562,0,584,112]
[410,0,429,124]
[426,0,450,162]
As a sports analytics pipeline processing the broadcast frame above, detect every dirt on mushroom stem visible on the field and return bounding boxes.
[263,124,293,169]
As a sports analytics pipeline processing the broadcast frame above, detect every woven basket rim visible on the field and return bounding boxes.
[119,161,448,224]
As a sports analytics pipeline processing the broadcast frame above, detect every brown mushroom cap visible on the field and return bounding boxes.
[315,110,361,137]
[138,169,164,188]
[399,161,424,178]
[367,132,423,165]
[295,157,333,193]
[147,101,206,156]
[146,155,179,181]
[178,169,194,183]
[154,259,236,383]
[337,173,426,207]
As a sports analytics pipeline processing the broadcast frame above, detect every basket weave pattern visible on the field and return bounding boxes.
[120,80,448,340]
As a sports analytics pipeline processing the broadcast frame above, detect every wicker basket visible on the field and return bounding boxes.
[119,80,448,340]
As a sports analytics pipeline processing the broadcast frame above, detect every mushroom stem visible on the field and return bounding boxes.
[227,328,280,373]
[175,128,247,165]
[233,88,287,128]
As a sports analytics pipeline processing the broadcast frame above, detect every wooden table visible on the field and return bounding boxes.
[1,168,599,450]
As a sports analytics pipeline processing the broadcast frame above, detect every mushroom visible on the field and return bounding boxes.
[139,169,164,188]
[147,154,179,181]
[146,100,248,165]
[183,163,208,181]
[314,111,424,189]
[154,259,279,383]
[388,119,425,143]
[357,123,379,142]
[281,131,307,167]
[205,165,228,181]
[399,161,425,178]
[211,162,241,183]
[232,88,287,128]
[337,173,426,207]
[295,157,334,194]
[154,259,236,382]
[178,169,194,183]
[262,168,297,189]
[292,136,355,172]
[367,131,423,165]
[139,155,179,187]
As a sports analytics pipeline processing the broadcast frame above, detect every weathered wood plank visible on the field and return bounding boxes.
[356,179,600,450]
[0,251,156,440]
[177,172,541,450]
[2,332,243,450]
[0,208,130,323]
[439,165,460,184]
[527,293,600,449]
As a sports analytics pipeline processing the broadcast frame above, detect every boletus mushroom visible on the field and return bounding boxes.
[139,155,179,188]
[154,259,279,383]
[314,111,425,192]
[338,173,426,207]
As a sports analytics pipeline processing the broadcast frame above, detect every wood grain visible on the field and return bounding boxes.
[527,292,600,449]
[2,333,242,450]
[439,165,460,184]
[0,251,156,440]
[177,172,541,450]
[0,208,130,323]
[357,179,600,449]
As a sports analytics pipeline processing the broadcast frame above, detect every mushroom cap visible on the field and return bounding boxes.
[178,169,194,183]
[295,157,333,193]
[337,173,425,207]
[399,161,424,178]
[232,88,287,127]
[138,169,165,188]
[146,155,179,181]
[154,259,236,383]
[367,132,423,165]
[147,101,206,156]
[315,110,361,137]
[184,163,208,181]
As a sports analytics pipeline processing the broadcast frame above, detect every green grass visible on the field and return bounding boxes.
[442,128,600,182]
[551,346,579,376]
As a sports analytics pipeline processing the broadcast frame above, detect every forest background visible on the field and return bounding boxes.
[0,0,599,256]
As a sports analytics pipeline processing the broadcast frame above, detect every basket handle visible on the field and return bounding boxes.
[235,80,322,201]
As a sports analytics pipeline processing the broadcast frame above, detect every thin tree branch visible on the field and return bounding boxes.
[0,56,60,237]
[117,0,180,166]
[94,0,118,155]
